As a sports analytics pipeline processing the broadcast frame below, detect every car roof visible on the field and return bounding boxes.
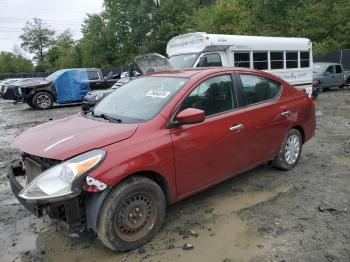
[146,67,263,78]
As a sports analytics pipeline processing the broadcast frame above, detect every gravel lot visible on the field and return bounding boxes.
[0,89,349,262]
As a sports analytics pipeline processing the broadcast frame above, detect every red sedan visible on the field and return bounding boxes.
[9,67,315,251]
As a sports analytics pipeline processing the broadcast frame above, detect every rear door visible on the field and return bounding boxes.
[170,74,252,197]
[88,70,106,90]
[236,73,291,163]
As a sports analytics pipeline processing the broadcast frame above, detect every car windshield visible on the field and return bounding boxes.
[45,70,65,81]
[93,76,188,122]
[313,64,326,74]
[169,53,199,69]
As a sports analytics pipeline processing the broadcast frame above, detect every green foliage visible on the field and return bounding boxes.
[14,0,350,71]
[0,52,33,74]
[44,29,78,70]
[20,18,55,63]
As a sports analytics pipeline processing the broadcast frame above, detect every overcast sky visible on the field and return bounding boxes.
[0,0,104,56]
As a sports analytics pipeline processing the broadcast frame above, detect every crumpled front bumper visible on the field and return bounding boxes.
[7,166,43,217]
[7,165,85,229]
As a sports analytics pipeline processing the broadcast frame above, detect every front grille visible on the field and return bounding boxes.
[22,153,62,183]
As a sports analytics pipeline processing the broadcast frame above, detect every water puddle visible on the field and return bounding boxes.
[13,187,291,262]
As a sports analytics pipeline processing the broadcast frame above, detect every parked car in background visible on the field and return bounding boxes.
[82,53,171,111]
[313,62,350,92]
[82,74,137,111]
[9,67,315,251]
[3,68,121,110]
[1,78,45,102]
[0,78,22,97]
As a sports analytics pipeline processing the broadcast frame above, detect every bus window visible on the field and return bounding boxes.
[234,52,250,68]
[253,52,268,70]
[197,53,222,67]
[300,51,310,68]
[286,52,298,69]
[270,52,284,70]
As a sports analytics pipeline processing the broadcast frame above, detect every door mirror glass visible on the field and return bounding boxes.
[176,108,205,125]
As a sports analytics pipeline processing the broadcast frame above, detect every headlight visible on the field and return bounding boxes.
[19,149,105,201]
[95,93,104,101]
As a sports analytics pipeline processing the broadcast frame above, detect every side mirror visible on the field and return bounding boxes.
[176,108,205,125]
[324,71,330,76]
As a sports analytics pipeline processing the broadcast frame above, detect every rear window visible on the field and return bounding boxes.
[88,71,100,80]
[335,65,342,73]
[239,74,281,105]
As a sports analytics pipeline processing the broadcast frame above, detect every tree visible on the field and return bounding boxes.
[56,29,75,47]
[0,51,33,74]
[44,29,78,70]
[20,18,55,63]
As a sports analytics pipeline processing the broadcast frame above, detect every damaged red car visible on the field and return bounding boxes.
[8,67,315,251]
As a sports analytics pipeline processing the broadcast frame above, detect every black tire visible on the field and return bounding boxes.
[32,91,53,110]
[272,128,302,170]
[97,176,166,251]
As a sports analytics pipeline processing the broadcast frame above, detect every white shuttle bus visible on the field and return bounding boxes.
[166,32,313,97]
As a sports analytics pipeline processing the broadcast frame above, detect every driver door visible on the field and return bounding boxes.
[170,74,251,197]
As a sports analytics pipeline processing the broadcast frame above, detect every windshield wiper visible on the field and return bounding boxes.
[91,110,122,123]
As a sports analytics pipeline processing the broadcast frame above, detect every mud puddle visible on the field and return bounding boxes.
[17,187,290,262]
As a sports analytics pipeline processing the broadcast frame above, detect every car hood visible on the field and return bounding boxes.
[13,115,139,160]
[15,78,50,88]
[134,53,172,74]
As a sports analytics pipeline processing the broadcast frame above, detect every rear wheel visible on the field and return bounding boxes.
[97,176,166,251]
[272,128,302,170]
[32,91,53,110]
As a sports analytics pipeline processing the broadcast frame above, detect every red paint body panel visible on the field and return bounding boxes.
[13,115,139,160]
[13,67,316,204]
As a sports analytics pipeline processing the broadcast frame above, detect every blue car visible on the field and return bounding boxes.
[11,68,119,110]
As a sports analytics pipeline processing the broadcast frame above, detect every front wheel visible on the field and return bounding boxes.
[97,176,166,251]
[272,128,302,170]
[32,91,53,110]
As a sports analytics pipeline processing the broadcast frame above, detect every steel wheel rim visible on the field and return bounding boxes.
[284,134,300,165]
[114,192,157,242]
[37,94,51,108]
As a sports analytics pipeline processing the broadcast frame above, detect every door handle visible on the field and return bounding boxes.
[281,110,291,116]
[230,124,244,132]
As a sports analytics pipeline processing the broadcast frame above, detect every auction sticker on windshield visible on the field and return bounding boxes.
[146,90,171,98]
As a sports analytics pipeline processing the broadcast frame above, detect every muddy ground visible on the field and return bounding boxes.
[0,89,349,262]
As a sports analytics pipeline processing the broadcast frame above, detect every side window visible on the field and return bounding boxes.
[239,74,281,105]
[286,52,298,69]
[197,53,222,67]
[253,52,268,70]
[234,52,250,68]
[335,65,342,73]
[300,51,310,68]
[325,66,335,74]
[270,52,284,70]
[181,75,236,116]
[88,71,100,80]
